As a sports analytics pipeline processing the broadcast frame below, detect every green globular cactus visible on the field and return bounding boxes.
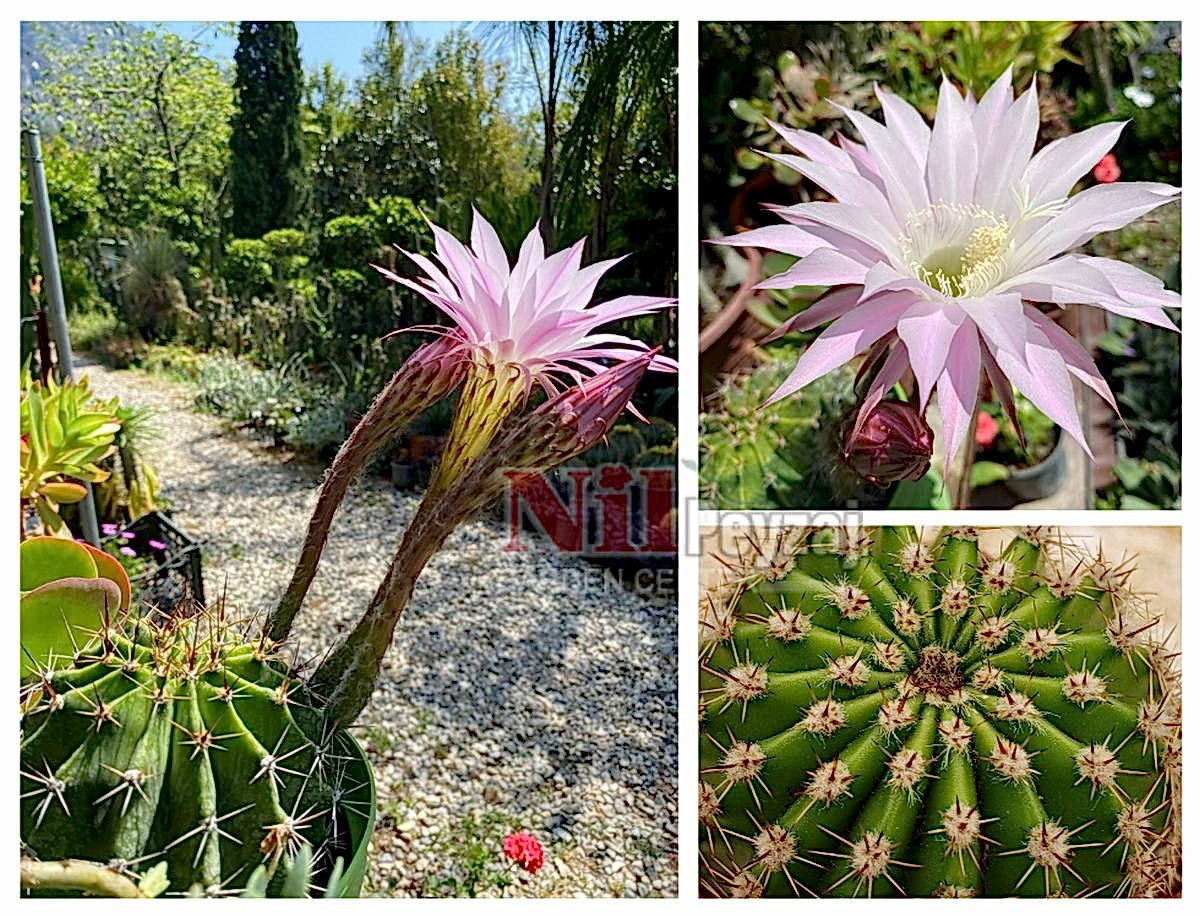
[699,354,869,510]
[20,600,368,898]
[699,527,1181,898]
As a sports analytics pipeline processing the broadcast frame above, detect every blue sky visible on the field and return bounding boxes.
[144,21,464,84]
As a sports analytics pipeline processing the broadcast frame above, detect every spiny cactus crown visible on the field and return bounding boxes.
[20,601,370,897]
[700,527,1181,898]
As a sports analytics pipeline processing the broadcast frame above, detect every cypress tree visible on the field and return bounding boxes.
[230,22,306,238]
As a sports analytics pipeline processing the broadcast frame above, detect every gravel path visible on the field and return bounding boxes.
[81,357,678,898]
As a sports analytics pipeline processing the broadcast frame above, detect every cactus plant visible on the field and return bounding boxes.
[21,210,674,897]
[700,352,908,510]
[20,596,372,897]
[700,527,1181,898]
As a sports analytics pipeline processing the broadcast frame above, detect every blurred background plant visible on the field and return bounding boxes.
[22,20,678,464]
[700,20,1181,509]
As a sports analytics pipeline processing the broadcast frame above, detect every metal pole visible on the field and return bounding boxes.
[22,127,101,547]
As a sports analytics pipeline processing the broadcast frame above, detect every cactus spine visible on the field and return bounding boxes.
[20,600,369,897]
[700,528,1181,897]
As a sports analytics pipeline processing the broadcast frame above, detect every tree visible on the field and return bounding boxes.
[22,22,235,267]
[230,21,307,238]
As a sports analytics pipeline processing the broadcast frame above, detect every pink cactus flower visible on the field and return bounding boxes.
[716,68,1179,475]
[502,831,544,873]
[375,209,677,395]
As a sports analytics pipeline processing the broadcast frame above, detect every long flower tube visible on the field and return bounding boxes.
[309,352,660,734]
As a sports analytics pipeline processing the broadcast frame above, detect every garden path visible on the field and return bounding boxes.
[80,356,678,898]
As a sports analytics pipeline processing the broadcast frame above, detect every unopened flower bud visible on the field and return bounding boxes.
[842,400,934,486]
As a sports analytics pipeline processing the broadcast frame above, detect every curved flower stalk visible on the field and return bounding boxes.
[308,351,660,733]
[716,67,1180,477]
[270,211,676,642]
[267,337,468,642]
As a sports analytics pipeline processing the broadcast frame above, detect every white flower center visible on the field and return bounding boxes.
[899,203,1011,298]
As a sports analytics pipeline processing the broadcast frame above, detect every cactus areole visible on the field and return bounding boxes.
[700,528,1181,898]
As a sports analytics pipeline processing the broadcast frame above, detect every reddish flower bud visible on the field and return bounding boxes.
[842,400,934,486]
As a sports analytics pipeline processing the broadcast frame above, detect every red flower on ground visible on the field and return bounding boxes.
[502,831,544,873]
[1093,152,1121,183]
[974,411,999,450]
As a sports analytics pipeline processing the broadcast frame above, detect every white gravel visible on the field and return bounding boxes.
[80,356,678,898]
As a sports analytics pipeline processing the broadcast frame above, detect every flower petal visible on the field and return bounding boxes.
[766,292,915,404]
[765,286,863,340]
[875,85,931,168]
[1014,183,1179,269]
[755,248,870,290]
[895,300,965,410]
[926,76,978,204]
[993,323,1093,460]
[1022,121,1126,209]
[1022,307,1118,413]
[710,225,829,258]
[935,322,982,482]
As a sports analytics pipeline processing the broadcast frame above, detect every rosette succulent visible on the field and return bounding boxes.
[700,527,1180,897]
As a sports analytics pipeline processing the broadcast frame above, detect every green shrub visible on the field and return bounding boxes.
[120,228,187,341]
[66,304,121,352]
[223,238,274,298]
[322,214,376,268]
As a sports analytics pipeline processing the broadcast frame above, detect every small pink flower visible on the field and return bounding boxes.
[118,546,137,557]
[1093,152,1121,183]
[974,411,1000,449]
[502,831,544,873]
[120,530,136,540]
[148,538,167,551]
[101,523,119,536]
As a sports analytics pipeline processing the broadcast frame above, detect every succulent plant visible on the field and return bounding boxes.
[700,354,872,510]
[20,596,371,897]
[700,527,1181,898]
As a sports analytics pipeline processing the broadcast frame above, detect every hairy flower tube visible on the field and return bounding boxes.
[716,67,1180,475]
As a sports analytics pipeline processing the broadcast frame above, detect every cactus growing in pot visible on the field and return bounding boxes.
[20,211,676,896]
[699,527,1180,898]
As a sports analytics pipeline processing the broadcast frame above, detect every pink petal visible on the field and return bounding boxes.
[765,286,863,340]
[1022,121,1126,209]
[861,262,930,300]
[875,85,931,168]
[975,83,1039,215]
[755,248,870,290]
[926,77,978,204]
[1022,307,1118,413]
[710,225,828,258]
[981,341,1024,451]
[834,103,930,222]
[759,150,896,222]
[957,294,1028,359]
[895,300,965,410]
[935,322,982,482]
[766,292,916,404]
[1010,182,1180,279]
[767,118,854,171]
[994,324,1094,460]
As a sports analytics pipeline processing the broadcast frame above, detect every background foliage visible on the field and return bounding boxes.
[21,20,678,460]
